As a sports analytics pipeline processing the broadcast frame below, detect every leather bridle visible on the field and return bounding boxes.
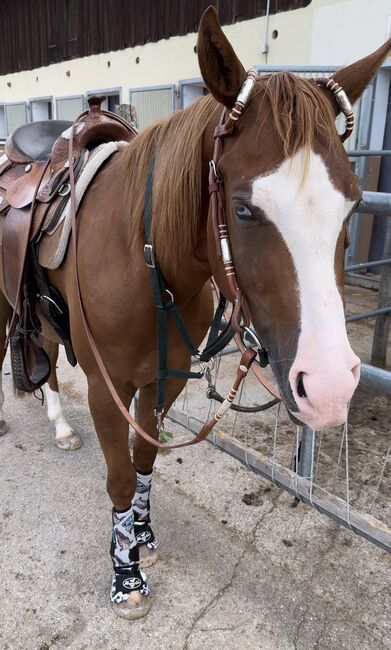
[67,70,354,450]
[208,69,355,334]
[208,67,258,334]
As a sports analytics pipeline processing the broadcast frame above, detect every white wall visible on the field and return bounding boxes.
[311,0,391,65]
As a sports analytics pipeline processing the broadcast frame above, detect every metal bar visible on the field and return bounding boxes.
[346,258,391,271]
[298,425,315,479]
[360,363,391,395]
[345,273,380,290]
[346,306,391,322]
[257,65,337,72]
[359,192,391,216]
[167,407,391,553]
[371,213,391,367]
[348,150,391,157]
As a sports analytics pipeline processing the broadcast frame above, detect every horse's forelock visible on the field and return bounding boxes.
[251,72,337,176]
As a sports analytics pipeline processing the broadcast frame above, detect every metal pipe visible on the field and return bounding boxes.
[346,306,391,322]
[257,65,338,73]
[359,192,391,216]
[360,363,391,394]
[371,213,391,367]
[346,258,391,271]
[298,425,315,479]
[348,150,391,157]
[262,0,271,60]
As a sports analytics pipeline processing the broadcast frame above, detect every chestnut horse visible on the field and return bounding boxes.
[0,7,390,619]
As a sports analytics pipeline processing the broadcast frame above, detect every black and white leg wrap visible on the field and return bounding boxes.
[133,470,159,551]
[133,470,153,520]
[110,565,149,604]
[135,515,159,551]
[110,504,150,603]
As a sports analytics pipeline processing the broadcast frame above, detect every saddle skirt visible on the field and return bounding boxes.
[0,98,137,391]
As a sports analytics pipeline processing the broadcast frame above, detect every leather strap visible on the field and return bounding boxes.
[209,109,250,333]
[5,159,51,350]
[68,112,257,449]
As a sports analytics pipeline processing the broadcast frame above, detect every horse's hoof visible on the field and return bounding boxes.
[55,432,83,451]
[112,591,152,620]
[0,420,8,437]
[139,544,159,569]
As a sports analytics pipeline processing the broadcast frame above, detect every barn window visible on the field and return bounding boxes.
[129,85,175,131]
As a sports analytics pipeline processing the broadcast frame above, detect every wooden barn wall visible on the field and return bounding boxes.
[0,0,311,76]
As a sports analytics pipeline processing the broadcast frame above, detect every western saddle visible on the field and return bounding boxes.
[0,97,137,392]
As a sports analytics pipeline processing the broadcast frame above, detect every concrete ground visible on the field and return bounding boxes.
[0,346,390,650]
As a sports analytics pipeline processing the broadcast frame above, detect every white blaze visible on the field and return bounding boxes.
[251,148,359,426]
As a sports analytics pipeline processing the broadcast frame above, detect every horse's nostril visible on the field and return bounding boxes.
[297,373,307,398]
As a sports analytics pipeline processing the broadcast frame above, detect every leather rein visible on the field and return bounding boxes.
[68,108,256,450]
[68,70,355,450]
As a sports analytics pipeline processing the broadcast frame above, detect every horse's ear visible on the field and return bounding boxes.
[197,6,246,108]
[333,38,391,105]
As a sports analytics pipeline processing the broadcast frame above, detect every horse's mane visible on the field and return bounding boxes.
[123,94,218,270]
[123,72,336,270]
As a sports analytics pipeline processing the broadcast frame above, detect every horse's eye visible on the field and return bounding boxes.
[235,204,255,221]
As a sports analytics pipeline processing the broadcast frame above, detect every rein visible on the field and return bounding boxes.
[68,108,256,449]
[67,70,354,450]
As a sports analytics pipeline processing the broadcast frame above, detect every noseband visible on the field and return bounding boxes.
[208,68,355,333]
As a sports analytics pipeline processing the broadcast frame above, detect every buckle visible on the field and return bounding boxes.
[58,182,71,197]
[209,160,220,180]
[144,244,155,268]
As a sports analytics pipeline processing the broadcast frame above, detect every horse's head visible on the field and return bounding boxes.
[198,7,391,429]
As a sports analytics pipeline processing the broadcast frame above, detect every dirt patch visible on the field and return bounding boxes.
[59,380,84,404]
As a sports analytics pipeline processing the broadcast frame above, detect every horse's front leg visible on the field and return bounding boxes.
[88,377,151,620]
[41,338,83,451]
[133,374,189,569]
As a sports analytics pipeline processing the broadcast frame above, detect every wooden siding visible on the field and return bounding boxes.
[0,0,311,75]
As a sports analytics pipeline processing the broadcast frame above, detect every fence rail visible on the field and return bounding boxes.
[167,408,391,554]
